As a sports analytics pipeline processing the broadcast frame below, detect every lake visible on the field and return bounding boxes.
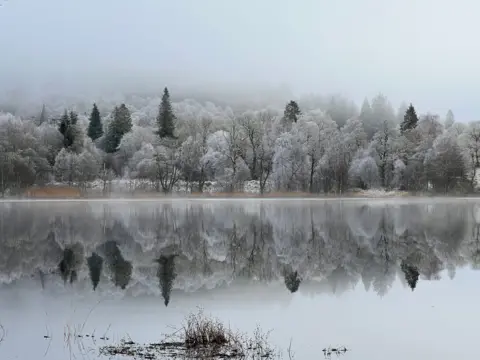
[0,198,479,360]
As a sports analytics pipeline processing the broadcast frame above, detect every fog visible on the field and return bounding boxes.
[1,0,480,119]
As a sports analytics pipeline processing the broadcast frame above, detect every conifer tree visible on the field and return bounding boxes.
[87,252,103,291]
[104,104,132,153]
[445,109,455,129]
[156,87,176,138]
[58,110,79,149]
[283,100,301,123]
[87,103,103,141]
[284,269,301,293]
[37,104,47,125]
[401,260,419,291]
[156,255,177,306]
[58,110,69,139]
[400,103,419,134]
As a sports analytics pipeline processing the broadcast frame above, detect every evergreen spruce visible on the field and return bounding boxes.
[156,87,176,138]
[400,103,419,134]
[58,110,78,149]
[156,255,177,306]
[284,269,301,293]
[87,103,103,141]
[87,252,104,291]
[37,104,47,125]
[445,109,455,129]
[400,260,419,290]
[283,100,301,123]
[103,240,132,290]
[104,104,132,153]
[58,110,69,139]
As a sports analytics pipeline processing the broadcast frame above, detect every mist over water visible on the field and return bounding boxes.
[1,199,480,359]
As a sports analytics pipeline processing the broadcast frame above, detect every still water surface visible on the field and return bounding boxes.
[0,199,479,359]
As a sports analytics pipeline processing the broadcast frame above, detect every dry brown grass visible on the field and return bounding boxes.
[100,309,279,359]
[24,186,82,199]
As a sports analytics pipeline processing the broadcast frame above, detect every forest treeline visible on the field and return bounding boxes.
[0,88,477,195]
[0,201,477,305]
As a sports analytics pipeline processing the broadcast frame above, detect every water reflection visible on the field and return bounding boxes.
[86,252,103,291]
[0,200,478,305]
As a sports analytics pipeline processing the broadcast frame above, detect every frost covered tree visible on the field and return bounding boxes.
[206,120,249,192]
[324,95,358,129]
[349,150,380,189]
[156,87,176,139]
[361,95,395,139]
[342,117,367,155]
[87,103,103,141]
[117,125,157,162]
[444,109,455,129]
[272,129,308,191]
[0,114,51,194]
[132,143,180,193]
[460,122,480,187]
[53,144,101,187]
[426,134,466,193]
[295,110,337,192]
[371,120,396,188]
[359,98,373,137]
[53,149,79,185]
[237,111,264,180]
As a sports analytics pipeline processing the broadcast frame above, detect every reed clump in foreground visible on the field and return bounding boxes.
[99,309,278,359]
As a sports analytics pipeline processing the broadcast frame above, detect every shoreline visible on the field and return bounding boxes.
[1,195,479,202]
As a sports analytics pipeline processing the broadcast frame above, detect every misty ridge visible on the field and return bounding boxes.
[0,201,478,305]
[0,85,476,197]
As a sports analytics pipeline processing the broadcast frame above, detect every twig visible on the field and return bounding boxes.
[287,338,295,360]
[0,323,5,344]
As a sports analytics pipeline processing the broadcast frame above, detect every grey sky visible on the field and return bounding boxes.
[1,0,479,120]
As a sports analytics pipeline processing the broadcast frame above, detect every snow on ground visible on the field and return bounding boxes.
[48,178,274,195]
[354,189,410,197]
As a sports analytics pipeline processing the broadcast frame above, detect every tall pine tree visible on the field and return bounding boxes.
[104,104,132,153]
[401,260,419,291]
[156,255,177,306]
[283,100,301,123]
[37,104,47,125]
[58,110,79,150]
[400,103,419,134]
[87,103,103,141]
[87,252,103,291]
[156,87,176,138]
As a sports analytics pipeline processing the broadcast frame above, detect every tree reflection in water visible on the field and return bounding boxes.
[0,200,477,305]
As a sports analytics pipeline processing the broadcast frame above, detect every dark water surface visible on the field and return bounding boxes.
[0,199,479,359]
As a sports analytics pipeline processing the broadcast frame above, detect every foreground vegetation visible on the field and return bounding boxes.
[101,310,281,359]
[0,88,477,197]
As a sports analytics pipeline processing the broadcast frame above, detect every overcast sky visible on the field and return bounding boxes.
[1,0,479,120]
